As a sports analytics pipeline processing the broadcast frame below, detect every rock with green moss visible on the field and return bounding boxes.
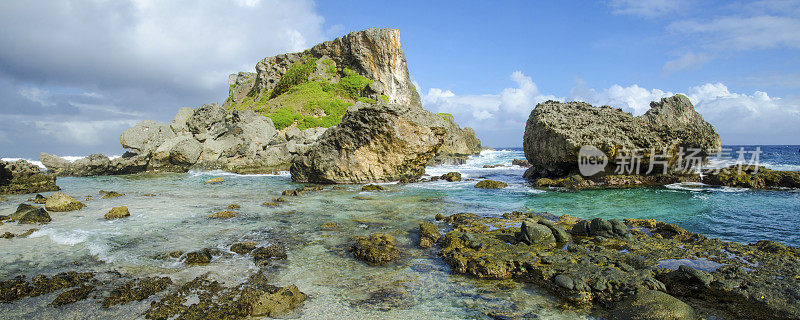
[703,165,800,189]
[350,233,401,265]
[474,180,508,189]
[611,290,696,320]
[104,206,130,220]
[440,172,462,182]
[361,184,387,191]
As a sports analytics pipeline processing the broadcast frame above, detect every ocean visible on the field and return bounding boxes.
[0,145,798,319]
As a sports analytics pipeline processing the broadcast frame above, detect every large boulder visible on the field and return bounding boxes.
[69,154,112,176]
[187,103,228,141]
[0,160,59,194]
[523,95,721,179]
[611,290,696,320]
[45,192,85,212]
[120,120,176,156]
[10,204,51,224]
[152,133,203,169]
[170,107,194,134]
[290,103,446,183]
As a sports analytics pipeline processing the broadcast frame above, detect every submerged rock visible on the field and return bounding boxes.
[10,204,51,224]
[703,165,800,190]
[418,222,440,248]
[52,285,94,307]
[104,206,130,220]
[209,210,237,218]
[474,180,508,189]
[44,192,85,212]
[230,241,258,254]
[0,272,94,302]
[523,95,720,180]
[99,190,124,198]
[361,184,387,191]
[0,159,59,195]
[183,249,213,265]
[205,177,224,184]
[101,277,173,308]
[611,289,696,320]
[350,233,401,265]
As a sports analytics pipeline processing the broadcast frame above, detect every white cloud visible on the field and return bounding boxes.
[568,82,673,115]
[662,52,713,75]
[19,87,54,106]
[607,0,690,18]
[669,15,800,51]
[33,119,140,145]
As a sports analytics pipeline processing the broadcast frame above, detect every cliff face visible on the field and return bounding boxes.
[523,95,721,179]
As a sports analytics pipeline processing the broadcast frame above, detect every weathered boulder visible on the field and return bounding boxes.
[703,165,800,189]
[104,206,130,220]
[151,133,202,169]
[10,204,51,224]
[45,192,85,212]
[516,220,556,247]
[69,154,112,176]
[0,160,59,194]
[39,153,71,173]
[170,107,194,134]
[121,120,176,156]
[291,103,446,183]
[523,95,721,179]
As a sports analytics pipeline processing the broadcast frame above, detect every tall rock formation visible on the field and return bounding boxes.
[523,95,721,179]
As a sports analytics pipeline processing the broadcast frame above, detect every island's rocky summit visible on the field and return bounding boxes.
[523,95,721,180]
[0,160,59,194]
[39,28,480,181]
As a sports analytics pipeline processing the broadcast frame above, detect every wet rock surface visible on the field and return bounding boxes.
[436,212,800,319]
[418,222,440,248]
[9,203,51,224]
[440,172,462,182]
[44,192,86,212]
[350,233,402,265]
[0,159,59,195]
[0,272,95,302]
[101,276,173,308]
[104,206,130,220]
[703,165,800,190]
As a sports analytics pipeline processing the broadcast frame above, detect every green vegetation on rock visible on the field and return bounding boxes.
[226,57,376,130]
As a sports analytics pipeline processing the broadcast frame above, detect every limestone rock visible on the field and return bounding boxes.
[517,220,556,247]
[10,204,51,224]
[105,206,130,220]
[45,192,85,212]
[419,222,441,248]
[291,103,446,183]
[152,133,202,168]
[362,184,386,191]
[121,120,176,156]
[523,95,721,179]
[170,107,194,134]
[0,160,59,195]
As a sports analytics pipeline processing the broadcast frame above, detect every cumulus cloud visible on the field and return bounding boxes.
[0,0,326,157]
[423,74,799,146]
[607,0,690,18]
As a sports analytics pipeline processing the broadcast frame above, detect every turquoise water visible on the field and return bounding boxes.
[0,146,798,319]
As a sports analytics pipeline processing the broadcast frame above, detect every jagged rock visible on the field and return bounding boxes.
[105,206,130,220]
[251,243,287,263]
[183,249,213,265]
[209,210,237,218]
[250,285,307,317]
[291,103,446,183]
[523,95,721,179]
[32,193,47,204]
[230,241,258,254]
[45,192,85,212]
[102,277,173,308]
[10,204,51,224]
[474,180,508,189]
[39,153,71,173]
[121,120,176,156]
[512,159,531,167]
[0,160,59,194]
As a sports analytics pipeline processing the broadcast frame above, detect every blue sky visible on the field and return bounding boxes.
[1,0,798,158]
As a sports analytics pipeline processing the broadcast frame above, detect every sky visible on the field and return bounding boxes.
[1,0,798,158]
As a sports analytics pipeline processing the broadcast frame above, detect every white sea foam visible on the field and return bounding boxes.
[665,182,748,193]
[2,155,121,169]
[187,169,291,178]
